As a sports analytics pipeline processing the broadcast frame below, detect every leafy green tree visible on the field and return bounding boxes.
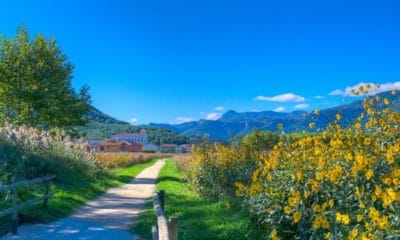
[0,26,91,130]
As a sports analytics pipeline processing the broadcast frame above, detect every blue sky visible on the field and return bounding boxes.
[1,0,400,124]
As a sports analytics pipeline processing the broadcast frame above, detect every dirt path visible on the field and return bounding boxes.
[2,159,166,240]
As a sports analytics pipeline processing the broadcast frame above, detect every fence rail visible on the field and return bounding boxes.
[151,190,179,240]
[0,175,57,234]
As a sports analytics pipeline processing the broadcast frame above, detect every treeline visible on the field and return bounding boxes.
[76,123,190,145]
[0,27,90,131]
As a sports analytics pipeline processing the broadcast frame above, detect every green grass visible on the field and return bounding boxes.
[17,158,159,224]
[133,159,255,240]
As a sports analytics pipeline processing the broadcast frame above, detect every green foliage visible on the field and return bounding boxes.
[0,26,91,130]
[134,160,257,240]
[85,107,129,125]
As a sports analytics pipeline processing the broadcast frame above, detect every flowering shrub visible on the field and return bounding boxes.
[244,91,400,239]
[95,152,171,169]
[188,130,281,201]
[190,87,400,239]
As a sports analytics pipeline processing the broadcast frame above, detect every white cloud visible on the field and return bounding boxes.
[251,109,260,112]
[255,93,305,102]
[314,95,324,99]
[344,82,400,96]
[273,107,286,112]
[329,89,345,96]
[294,103,309,109]
[330,81,400,97]
[205,112,220,120]
[214,106,225,111]
[176,116,194,124]
[129,117,139,124]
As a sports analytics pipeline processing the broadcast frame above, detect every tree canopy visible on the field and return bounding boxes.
[0,26,91,130]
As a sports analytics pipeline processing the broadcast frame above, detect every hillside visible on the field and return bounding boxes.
[85,107,130,125]
[149,91,400,140]
[76,107,190,145]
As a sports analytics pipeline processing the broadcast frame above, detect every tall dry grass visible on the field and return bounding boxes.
[171,154,192,173]
[95,152,172,169]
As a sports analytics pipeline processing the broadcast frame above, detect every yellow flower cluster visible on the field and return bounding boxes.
[244,89,400,239]
[189,85,400,239]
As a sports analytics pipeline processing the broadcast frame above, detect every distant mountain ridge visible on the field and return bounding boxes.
[149,91,400,140]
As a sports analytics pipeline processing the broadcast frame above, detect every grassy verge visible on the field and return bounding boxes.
[14,159,159,225]
[133,159,254,240]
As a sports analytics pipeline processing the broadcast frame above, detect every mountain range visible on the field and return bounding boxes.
[148,91,399,140]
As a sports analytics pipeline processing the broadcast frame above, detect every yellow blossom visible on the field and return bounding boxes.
[336,212,350,225]
[293,211,301,223]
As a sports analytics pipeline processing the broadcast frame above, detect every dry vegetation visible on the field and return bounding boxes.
[171,154,192,172]
[95,152,172,169]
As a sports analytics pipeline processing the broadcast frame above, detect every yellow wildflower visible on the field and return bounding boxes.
[293,211,301,223]
[336,212,350,225]
[365,169,374,180]
[271,229,280,240]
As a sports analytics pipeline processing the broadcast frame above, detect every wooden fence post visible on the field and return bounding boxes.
[11,186,18,235]
[151,225,159,240]
[168,216,179,240]
[158,190,165,212]
[43,181,50,209]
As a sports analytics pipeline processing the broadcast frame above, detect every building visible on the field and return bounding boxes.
[111,129,148,145]
[87,138,104,146]
[178,144,190,153]
[86,138,104,151]
[143,143,160,152]
[160,144,178,153]
[96,140,143,152]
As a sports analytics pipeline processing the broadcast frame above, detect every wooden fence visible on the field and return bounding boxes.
[152,190,179,240]
[0,175,57,234]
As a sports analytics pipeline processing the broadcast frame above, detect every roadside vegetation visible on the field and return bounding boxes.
[188,87,400,239]
[96,152,172,169]
[133,159,257,240]
[0,123,161,235]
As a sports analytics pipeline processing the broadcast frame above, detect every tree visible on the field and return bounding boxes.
[0,26,91,130]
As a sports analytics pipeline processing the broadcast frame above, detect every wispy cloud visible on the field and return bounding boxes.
[329,89,345,96]
[330,81,400,97]
[345,82,400,96]
[255,93,305,102]
[176,116,194,124]
[214,106,225,111]
[129,117,139,124]
[314,95,324,99]
[251,109,260,112]
[273,106,286,112]
[294,103,309,109]
[205,112,220,120]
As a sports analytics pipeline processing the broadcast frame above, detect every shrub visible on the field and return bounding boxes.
[188,130,281,201]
